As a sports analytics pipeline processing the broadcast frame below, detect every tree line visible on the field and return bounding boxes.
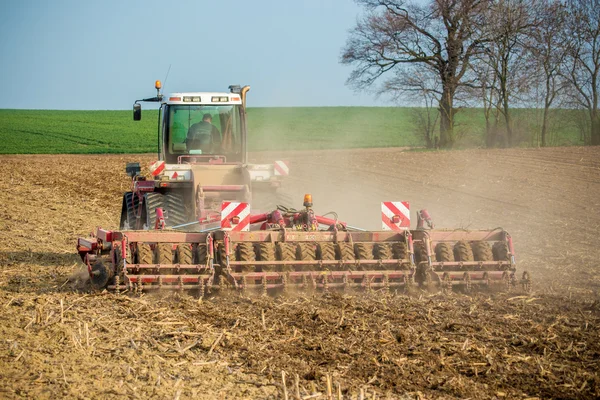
[341,0,599,148]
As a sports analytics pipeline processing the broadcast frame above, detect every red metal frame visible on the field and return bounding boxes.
[78,205,526,293]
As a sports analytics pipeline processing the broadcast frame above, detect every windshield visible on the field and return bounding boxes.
[164,104,244,163]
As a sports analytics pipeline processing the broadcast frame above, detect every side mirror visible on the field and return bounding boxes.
[126,162,141,177]
[133,103,142,121]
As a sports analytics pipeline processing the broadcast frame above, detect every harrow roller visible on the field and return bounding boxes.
[216,228,414,291]
[413,229,519,291]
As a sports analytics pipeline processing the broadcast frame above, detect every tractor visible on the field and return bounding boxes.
[121,81,287,232]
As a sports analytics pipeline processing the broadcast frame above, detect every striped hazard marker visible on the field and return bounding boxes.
[381,201,410,231]
[221,201,250,231]
[274,160,289,176]
[149,160,165,177]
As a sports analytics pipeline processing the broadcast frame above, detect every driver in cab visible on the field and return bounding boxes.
[186,113,221,153]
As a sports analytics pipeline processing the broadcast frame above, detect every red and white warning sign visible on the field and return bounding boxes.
[164,170,191,180]
[274,160,289,176]
[381,201,410,231]
[221,201,250,231]
[149,160,165,177]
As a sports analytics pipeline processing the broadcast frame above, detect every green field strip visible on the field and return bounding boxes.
[0,107,585,154]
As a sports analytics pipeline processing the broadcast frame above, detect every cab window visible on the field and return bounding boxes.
[164,104,243,163]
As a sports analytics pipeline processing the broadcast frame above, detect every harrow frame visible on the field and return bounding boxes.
[77,202,531,295]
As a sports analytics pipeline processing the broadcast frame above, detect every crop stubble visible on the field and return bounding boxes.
[0,147,599,399]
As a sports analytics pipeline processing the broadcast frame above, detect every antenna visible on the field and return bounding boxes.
[162,64,172,93]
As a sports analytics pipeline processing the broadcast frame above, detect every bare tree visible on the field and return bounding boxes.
[563,0,600,145]
[524,0,569,147]
[573,108,592,143]
[480,0,534,147]
[381,66,441,147]
[467,53,503,147]
[341,0,491,148]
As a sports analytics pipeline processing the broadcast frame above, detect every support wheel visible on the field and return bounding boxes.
[276,243,296,272]
[236,242,256,272]
[454,241,474,262]
[354,243,374,270]
[194,244,208,265]
[136,243,153,264]
[318,242,336,261]
[435,243,453,262]
[413,241,429,265]
[472,241,493,261]
[354,243,373,259]
[374,243,392,260]
[256,242,276,272]
[155,243,174,264]
[392,242,407,260]
[493,242,510,261]
[176,243,193,265]
[297,243,317,271]
[336,242,355,270]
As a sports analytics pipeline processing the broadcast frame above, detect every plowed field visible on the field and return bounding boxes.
[1,147,599,399]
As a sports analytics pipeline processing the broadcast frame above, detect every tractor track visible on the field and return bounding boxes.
[279,149,600,236]
[485,153,600,185]
[287,160,531,210]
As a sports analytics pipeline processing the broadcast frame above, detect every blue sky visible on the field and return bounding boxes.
[0,0,386,110]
